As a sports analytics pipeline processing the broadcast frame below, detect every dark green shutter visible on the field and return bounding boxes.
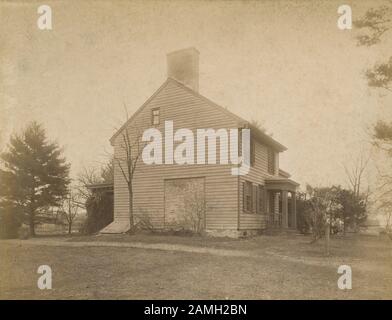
[252,185,257,213]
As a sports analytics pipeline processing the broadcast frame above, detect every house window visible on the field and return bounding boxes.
[267,147,275,175]
[257,185,264,214]
[243,181,253,213]
[152,108,160,125]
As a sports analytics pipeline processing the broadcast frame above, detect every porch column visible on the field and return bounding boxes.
[273,192,280,227]
[282,190,288,228]
[292,192,297,229]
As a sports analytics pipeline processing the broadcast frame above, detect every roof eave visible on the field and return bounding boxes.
[265,178,300,186]
[86,182,114,190]
[109,78,172,145]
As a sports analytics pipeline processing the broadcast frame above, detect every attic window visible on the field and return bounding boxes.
[152,108,160,125]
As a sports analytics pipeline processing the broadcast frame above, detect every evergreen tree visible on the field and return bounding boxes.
[0,122,70,236]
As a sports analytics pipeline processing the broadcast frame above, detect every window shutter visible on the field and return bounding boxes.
[250,139,255,166]
[252,185,257,213]
[272,151,276,174]
[258,185,265,214]
[238,128,242,157]
[242,182,246,211]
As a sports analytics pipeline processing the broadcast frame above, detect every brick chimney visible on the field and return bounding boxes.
[167,47,199,92]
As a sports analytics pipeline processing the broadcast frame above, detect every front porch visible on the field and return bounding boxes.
[265,178,299,230]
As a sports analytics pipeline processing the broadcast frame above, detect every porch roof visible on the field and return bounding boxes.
[86,182,114,192]
[265,177,299,192]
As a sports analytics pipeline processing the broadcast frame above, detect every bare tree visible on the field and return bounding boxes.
[113,111,144,232]
[342,148,371,232]
[101,157,114,183]
[59,192,80,234]
[343,149,371,199]
[184,181,205,234]
[75,167,101,205]
[75,157,114,208]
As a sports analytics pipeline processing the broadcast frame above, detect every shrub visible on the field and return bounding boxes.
[296,192,311,234]
[134,212,154,231]
[81,191,113,234]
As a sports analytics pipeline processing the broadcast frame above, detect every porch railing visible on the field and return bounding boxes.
[266,212,282,228]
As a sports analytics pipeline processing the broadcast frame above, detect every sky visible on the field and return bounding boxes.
[1,0,391,191]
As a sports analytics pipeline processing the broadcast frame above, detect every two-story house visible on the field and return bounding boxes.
[102,47,298,237]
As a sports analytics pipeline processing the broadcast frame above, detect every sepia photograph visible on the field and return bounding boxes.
[0,0,391,306]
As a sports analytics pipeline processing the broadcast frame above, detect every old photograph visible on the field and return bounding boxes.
[0,0,391,303]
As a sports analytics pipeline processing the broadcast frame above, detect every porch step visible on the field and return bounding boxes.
[100,219,130,234]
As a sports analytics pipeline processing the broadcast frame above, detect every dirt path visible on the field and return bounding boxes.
[1,238,259,257]
[0,237,368,269]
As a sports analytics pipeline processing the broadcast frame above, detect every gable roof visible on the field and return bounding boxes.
[110,77,287,152]
[110,78,172,145]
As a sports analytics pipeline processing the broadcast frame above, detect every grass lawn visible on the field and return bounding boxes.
[0,233,391,299]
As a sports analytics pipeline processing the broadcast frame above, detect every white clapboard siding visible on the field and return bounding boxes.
[113,79,241,230]
[239,141,280,230]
